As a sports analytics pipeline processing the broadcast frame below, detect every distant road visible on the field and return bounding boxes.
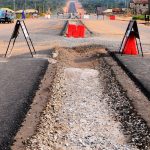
[68,2,77,13]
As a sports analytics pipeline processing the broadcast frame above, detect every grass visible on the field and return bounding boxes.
[132,15,150,20]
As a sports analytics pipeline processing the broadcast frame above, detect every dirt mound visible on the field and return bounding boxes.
[56,45,106,68]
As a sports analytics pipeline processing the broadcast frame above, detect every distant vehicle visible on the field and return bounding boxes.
[57,8,64,18]
[112,8,123,14]
[57,11,64,16]
[0,10,15,23]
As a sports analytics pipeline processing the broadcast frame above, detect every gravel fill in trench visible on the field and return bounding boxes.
[25,45,150,150]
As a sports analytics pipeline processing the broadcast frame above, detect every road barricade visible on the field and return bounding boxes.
[66,24,85,38]
[119,20,143,56]
[77,25,85,38]
[109,15,115,20]
[66,24,76,37]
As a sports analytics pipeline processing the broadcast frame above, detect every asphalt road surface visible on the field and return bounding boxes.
[83,19,150,98]
[0,58,48,149]
[68,2,77,13]
[0,18,65,150]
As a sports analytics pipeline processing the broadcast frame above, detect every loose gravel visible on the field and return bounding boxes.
[24,45,150,150]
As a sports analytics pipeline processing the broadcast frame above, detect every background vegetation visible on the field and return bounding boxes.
[0,0,66,13]
[79,0,129,13]
[132,15,150,20]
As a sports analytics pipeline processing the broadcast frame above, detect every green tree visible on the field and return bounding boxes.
[0,0,66,13]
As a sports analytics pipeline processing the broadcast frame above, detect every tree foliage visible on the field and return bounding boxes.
[0,0,66,13]
[79,0,129,13]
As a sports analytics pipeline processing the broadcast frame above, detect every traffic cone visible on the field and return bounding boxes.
[122,32,138,55]
[110,15,115,20]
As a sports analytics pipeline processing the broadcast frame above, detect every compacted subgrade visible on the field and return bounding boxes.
[25,45,150,150]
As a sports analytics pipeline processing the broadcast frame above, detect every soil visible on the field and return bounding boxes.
[12,45,150,150]
[56,45,105,68]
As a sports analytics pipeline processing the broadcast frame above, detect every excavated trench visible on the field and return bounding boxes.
[11,45,150,150]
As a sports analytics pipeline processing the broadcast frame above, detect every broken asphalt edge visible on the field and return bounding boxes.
[107,49,150,100]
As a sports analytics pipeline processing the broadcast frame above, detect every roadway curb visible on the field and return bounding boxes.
[107,50,150,99]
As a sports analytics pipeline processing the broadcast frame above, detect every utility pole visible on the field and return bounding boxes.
[107,0,109,9]
[35,2,37,10]
[127,0,129,8]
[149,0,150,15]
[34,0,38,10]
[43,1,45,13]
[13,0,16,11]
[24,0,27,10]
[124,0,127,8]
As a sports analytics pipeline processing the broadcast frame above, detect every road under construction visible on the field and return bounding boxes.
[0,1,150,150]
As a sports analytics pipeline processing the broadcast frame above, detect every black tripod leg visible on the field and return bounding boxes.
[139,39,144,57]
[23,21,36,54]
[5,39,12,57]
[8,37,17,56]
[119,22,130,53]
[135,38,140,55]
[119,35,126,53]
[29,38,36,54]
[121,37,128,56]
[25,37,33,57]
